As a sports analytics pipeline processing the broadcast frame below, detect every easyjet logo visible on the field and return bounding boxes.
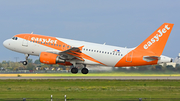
[31,37,57,44]
[144,25,170,49]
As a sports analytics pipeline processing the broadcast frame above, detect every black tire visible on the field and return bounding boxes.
[22,61,28,65]
[81,68,89,74]
[71,67,78,74]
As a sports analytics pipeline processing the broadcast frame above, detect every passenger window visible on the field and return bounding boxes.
[99,51,101,53]
[59,45,61,47]
[94,50,96,52]
[102,51,104,53]
[86,49,88,51]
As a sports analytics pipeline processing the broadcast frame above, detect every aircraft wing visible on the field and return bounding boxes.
[45,45,106,65]
[45,46,84,61]
[58,46,84,61]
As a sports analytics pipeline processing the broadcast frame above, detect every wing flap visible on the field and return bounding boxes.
[59,46,84,60]
[45,46,84,61]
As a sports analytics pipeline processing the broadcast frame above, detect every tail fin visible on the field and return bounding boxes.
[115,23,174,67]
[135,23,174,56]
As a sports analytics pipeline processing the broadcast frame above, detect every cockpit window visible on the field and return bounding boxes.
[12,37,18,40]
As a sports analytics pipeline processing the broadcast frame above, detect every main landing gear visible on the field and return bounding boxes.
[71,67,78,74]
[71,64,89,74]
[81,67,88,74]
[22,54,29,65]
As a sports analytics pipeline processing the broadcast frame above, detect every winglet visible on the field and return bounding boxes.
[78,46,84,51]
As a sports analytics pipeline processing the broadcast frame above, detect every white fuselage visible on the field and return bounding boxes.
[3,35,171,67]
[3,36,133,66]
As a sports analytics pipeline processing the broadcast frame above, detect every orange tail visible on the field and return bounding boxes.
[115,23,174,67]
[135,23,174,56]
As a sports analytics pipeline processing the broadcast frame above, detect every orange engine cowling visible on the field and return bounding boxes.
[39,52,65,64]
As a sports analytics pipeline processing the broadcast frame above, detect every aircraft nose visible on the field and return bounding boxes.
[3,39,10,48]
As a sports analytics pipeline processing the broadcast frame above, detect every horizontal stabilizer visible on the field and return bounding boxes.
[143,56,160,62]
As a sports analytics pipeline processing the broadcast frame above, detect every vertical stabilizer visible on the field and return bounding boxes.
[115,23,174,67]
[135,23,174,56]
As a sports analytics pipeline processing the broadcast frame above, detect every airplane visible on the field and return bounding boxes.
[3,23,174,74]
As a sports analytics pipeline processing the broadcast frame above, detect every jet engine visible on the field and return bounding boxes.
[39,52,65,64]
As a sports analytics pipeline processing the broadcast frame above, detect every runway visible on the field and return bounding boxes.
[0,76,180,80]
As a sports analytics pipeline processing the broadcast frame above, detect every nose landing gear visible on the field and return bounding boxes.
[22,54,29,65]
[22,61,28,65]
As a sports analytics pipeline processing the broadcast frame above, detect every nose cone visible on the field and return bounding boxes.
[3,39,10,49]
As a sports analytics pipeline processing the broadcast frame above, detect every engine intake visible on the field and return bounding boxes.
[40,52,65,64]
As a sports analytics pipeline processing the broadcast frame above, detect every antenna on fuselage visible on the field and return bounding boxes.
[103,42,106,45]
[31,32,33,34]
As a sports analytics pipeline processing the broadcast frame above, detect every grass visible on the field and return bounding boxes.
[0,79,180,101]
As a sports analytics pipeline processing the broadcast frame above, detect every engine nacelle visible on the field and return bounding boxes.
[39,52,65,64]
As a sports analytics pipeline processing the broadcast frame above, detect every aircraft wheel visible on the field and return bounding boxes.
[22,61,28,65]
[71,67,78,74]
[81,68,89,74]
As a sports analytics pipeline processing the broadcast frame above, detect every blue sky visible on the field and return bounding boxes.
[0,0,180,62]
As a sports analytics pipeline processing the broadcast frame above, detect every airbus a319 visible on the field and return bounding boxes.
[3,23,174,74]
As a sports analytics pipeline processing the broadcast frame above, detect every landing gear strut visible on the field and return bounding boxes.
[22,54,29,65]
